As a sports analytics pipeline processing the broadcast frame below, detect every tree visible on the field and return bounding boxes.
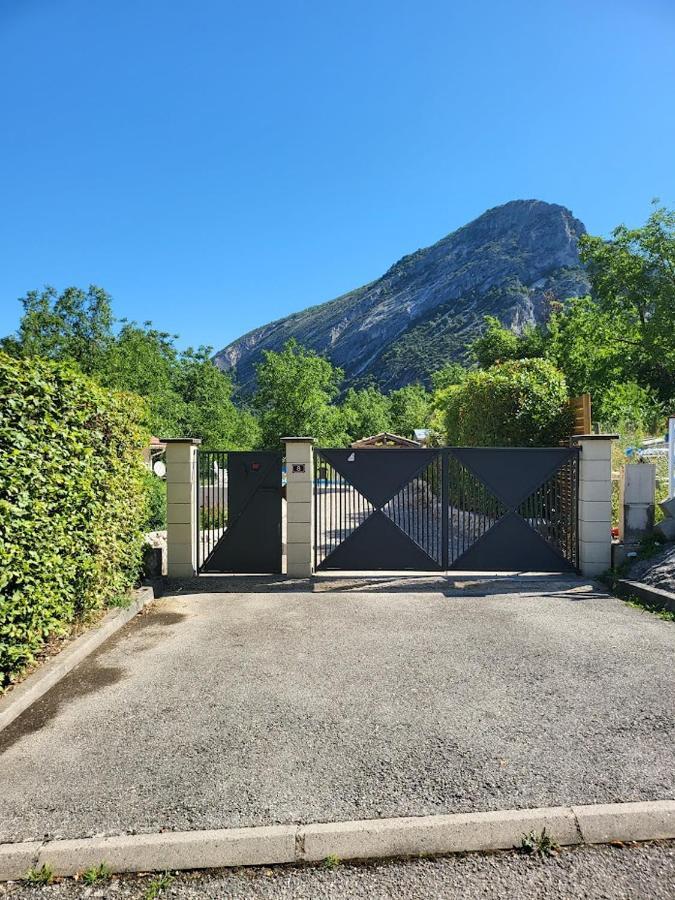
[470,315,545,368]
[470,315,521,367]
[100,321,186,438]
[174,347,253,450]
[595,382,663,434]
[340,385,391,441]
[253,340,347,448]
[2,285,261,448]
[1,285,113,376]
[543,296,627,399]
[578,205,675,402]
[442,358,572,447]
[389,384,431,438]
[431,362,467,391]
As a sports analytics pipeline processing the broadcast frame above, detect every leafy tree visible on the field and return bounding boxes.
[578,204,675,402]
[253,339,347,448]
[1,285,113,376]
[470,315,545,368]
[595,382,663,434]
[431,362,467,391]
[2,285,260,448]
[174,347,254,450]
[389,384,431,438]
[543,296,626,399]
[100,321,186,438]
[443,358,572,446]
[470,315,521,367]
[341,385,391,441]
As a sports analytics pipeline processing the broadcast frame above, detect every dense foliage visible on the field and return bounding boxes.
[0,352,149,688]
[578,205,675,403]
[389,384,432,438]
[341,385,392,441]
[1,286,256,449]
[253,339,348,447]
[441,359,573,447]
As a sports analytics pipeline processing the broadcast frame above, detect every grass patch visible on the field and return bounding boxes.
[24,864,54,885]
[144,871,174,900]
[624,596,675,621]
[82,862,112,884]
[323,853,341,869]
[520,828,560,858]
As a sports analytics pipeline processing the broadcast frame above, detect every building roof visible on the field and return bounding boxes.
[351,432,421,449]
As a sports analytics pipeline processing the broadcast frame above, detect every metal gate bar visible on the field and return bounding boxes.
[196,450,228,571]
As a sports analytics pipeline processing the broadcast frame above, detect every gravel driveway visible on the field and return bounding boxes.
[5,843,675,899]
[0,578,673,842]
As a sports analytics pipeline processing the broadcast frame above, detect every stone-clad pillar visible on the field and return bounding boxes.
[284,438,314,577]
[575,435,617,578]
[163,438,201,578]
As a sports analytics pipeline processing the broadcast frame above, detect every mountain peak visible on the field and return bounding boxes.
[214,199,589,393]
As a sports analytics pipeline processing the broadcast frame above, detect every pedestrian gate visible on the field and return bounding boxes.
[197,450,282,573]
[314,447,579,572]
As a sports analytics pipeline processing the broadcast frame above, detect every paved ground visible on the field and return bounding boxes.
[0,577,674,842]
[4,843,675,899]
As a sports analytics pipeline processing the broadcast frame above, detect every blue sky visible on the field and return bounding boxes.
[1,0,674,351]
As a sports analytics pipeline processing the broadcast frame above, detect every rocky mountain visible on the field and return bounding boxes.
[214,200,590,393]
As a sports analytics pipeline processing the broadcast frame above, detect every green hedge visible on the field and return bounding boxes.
[0,352,149,689]
[442,358,573,446]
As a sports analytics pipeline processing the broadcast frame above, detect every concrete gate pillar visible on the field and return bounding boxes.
[284,437,314,577]
[163,438,201,578]
[575,435,617,578]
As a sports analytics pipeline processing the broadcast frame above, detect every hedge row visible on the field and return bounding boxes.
[0,352,148,689]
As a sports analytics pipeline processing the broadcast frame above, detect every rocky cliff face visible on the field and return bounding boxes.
[214,200,590,393]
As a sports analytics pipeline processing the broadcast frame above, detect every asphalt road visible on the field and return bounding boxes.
[1,579,673,841]
[4,843,675,899]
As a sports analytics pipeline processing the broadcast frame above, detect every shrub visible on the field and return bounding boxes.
[0,352,148,689]
[142,469,167,531]
[443,358,573,446]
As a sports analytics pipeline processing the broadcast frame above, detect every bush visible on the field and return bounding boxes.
[443,358,573,446]
[0,352,149,688]
[142,470,167,531]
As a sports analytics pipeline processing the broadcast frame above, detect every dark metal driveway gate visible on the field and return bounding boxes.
[197,450,282,574]
[314,447,578,572]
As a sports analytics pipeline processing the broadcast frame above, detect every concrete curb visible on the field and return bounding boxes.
[0,586,155,735]
[1,800,673,880]
[616,579,675,614]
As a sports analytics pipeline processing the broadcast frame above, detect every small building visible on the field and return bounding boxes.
[351,432,421,449]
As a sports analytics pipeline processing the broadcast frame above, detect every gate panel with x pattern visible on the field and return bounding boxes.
[314,446,579,572]
[314,448,443,570]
